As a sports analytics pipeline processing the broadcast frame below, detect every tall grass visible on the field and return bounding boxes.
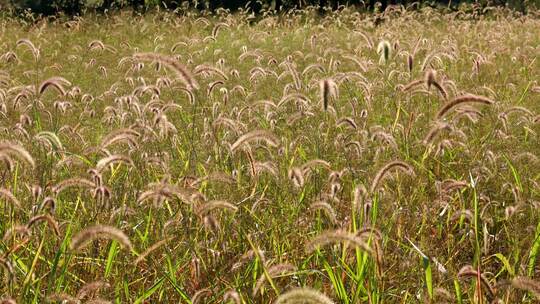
[0,4,539,303]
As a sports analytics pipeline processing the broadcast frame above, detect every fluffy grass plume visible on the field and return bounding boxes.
[319,78,338,111]
[0,142,35,168]
[306,230,374,256]
[70,225,132,252]
[274,288,334,304]
[38,77,71,96]
[195,200,238,216]
[437,94,495,119]
[133,52,199,90]
[0,188,21,208]
[27,214,61,237]
[230,130,280,152]
[511,277,540,299]
[309,200,337,225]
[377,40,391,65]
[96,154,133,172]
[369,160,414,193]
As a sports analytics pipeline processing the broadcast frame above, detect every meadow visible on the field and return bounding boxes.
[0,4,539,303]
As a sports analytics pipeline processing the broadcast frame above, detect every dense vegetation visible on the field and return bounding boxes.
[1,0,539,15]
[0,4,539,304]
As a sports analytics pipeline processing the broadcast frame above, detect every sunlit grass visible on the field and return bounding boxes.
[0,5,539,303]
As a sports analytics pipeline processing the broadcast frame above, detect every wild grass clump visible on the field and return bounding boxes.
[0,4,538,303]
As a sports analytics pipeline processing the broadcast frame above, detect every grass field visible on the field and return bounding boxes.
[0,5,539,303]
